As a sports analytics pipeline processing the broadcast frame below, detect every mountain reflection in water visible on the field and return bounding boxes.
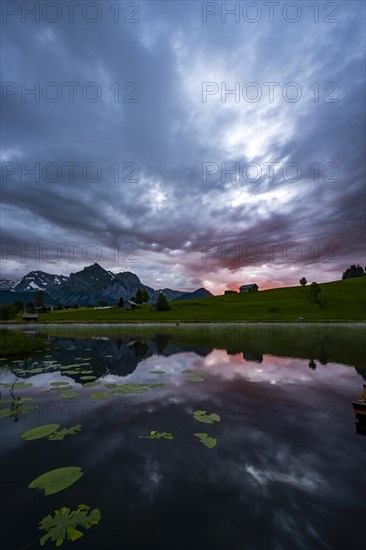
[0,325,365,550]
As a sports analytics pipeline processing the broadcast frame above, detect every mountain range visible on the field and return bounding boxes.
[0,263,212,306]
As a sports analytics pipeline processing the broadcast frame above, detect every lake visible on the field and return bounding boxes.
[1,324,365,550]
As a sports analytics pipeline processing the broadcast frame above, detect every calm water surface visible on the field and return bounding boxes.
[1,325,365,550]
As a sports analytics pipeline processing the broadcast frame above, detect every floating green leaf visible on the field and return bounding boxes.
[113,383,149,394]
[90,392,109,400]
[48,386,74,392]
[21,424,60,441]
[139,430,173,440]
[181,369,193,374]
[39,504,101,547]
[187,376,204,382]
[50,382,70,387]
[193,410,221,424]
[60,370,79,375]
[0,396,32,404]
[80,376,96,381]
[149,383,165,389]
[150,371,166,375]
[28,466,84,496]
[0,404,36,419]
[194,433,217,448]
[59,391,78,399]
[48,425,82,441]
[80,370,93,374]
[28,367,44,374]
[104,383,117,389]
[83,381,100,388]
[3,382,33,389]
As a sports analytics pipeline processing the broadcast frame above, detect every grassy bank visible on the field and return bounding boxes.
[0,329,47,357]
[35,278,366,323]
[5,278,366,324]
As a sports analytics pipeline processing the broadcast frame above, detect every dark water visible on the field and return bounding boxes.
[1,325,365,550]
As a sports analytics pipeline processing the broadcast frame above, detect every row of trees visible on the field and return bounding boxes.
[342,265,366,279]
[118,290,170,311]
[300,265,366,289]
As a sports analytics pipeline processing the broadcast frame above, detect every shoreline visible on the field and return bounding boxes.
[2,321,366,328]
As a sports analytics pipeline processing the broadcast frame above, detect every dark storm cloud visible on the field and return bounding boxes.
[1,1,365,290]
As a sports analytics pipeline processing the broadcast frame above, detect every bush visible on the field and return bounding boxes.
[342,265,366,280]
[156,293,170,311]
[0,304,17,321]
[308,282,322,304]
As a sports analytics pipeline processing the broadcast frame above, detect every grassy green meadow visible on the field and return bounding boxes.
[8,277,366,323]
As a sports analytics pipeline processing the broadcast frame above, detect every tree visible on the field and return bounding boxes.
[309,282,322,304]
[25,302,34,312]
[0,304,17,320]
[300,277,307,287]
[156,293,170,311]
[35,290,44,307]
[118,297,124,308]
[342,264,366,280]
[134,289,149,304]
[12,300,24,312]
[308,359,317,370]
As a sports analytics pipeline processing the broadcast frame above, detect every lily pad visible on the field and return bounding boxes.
[181,369,193,374]
[21,424,60,441]
[28,466,84,496]
[104,383,117,389]
[39,504,101,546]
[0,405,36,419]
[28,368,44,374]
[50,382,70,387]
[193,410,221,424]
[150,371,166,375]
[194,432,217,448]
[139,430,173,440]
[59,391,78,399]
[0,397,32,404]
[113,383,149,394]
[3,382,33,389]
[48,425,82,441]
[90,392,109,400]
[188,376,204,382]
[48,386,74,392]
[83,381,100,388]
[80,376,96,381]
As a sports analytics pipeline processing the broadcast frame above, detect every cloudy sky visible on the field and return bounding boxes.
[1,0,365,293]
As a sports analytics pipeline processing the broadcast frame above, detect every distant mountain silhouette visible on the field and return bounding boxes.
[0,263,213,306]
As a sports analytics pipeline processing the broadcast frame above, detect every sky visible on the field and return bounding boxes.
[1,0,365,293]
